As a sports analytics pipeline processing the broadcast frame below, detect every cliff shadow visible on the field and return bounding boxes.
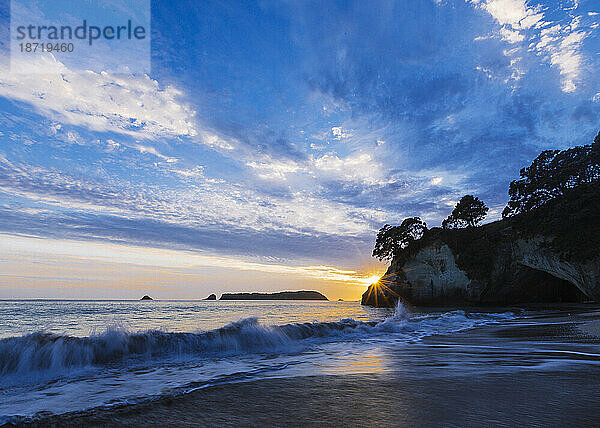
[503,266,588,304]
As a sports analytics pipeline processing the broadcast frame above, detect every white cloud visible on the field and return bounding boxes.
[331,126,353,140]
[471,0,595,92]
[65,131,84,145]
[475,66,494,79]
[312,153,389,186]
[247,150,391,188]
[479,0,542,29]
[247,159,302,180]
[200,132,236,150]
[0,56,197,139]
[500,26,525,43]
[134,145,178,163]
[529,19,590,93]
[0,155,387,238]
[105,139,121,152]
[171,165,205,179]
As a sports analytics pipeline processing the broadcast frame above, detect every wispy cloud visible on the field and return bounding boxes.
[470,0,597,92]
[135,145,178,163]
[0,234,379,285]
[0,0,598,298]
[1,56,197,139]
[0,153,390,263]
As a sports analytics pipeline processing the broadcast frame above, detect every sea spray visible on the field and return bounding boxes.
[393,300,410,319]
[0,309,515,377]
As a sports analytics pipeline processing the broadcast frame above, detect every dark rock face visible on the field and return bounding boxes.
[363,169,600,308]
[204,294,217,300]
[362,237,599,308]
[220,291,328,301]
[363,184,600,308]
[361,282,403,308]
[140,295,153,300]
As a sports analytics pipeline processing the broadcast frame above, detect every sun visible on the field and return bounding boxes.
[359,275,381,285]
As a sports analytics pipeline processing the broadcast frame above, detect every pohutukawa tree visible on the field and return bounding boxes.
[502,133,600,217]
[372,217,427,261]
[442,195,489,229]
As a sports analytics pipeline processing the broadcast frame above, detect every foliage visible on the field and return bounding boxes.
[442,195,489,228]
[373,131,600,268]
[440,225,502,281]
[503,134,600,217]
[372,217,427,261]
[511,181,600,261]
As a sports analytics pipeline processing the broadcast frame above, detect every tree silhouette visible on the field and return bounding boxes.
[503,133,600,217]
[372,217,427,261]
[443,195,489,228]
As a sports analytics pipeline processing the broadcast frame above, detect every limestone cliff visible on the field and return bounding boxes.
[362,234,600,307]
[362,146,600,307]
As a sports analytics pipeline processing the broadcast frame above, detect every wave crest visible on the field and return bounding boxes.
[0,304,514,376]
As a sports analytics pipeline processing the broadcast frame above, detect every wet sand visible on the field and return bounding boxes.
[21,371,600,427]
[13,306,600,428]
[579,320,600,337]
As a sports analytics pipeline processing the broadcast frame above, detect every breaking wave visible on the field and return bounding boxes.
[0,303,515,376]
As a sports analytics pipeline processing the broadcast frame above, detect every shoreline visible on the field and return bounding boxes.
[17,370,600,427]
[5,305,600,427]
[578,319,600,338]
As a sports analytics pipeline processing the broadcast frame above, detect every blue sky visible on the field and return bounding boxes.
[0,0,598,299]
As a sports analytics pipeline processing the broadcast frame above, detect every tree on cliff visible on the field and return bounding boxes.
[372,217,427,261]
[503,133,600,217]
[442,195,489,229]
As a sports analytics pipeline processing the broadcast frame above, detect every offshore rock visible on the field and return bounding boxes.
[220,291,328,301]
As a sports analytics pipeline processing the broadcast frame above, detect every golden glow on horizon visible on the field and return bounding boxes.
[0,234,386,300]
[358,275,381,285]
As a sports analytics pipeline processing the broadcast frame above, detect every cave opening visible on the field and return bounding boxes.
[510,266,588,303]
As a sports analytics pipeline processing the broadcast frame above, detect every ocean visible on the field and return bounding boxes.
[1,300,599,426]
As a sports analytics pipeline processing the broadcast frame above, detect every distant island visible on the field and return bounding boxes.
[204,294,217,300]
[219,291,328,301]
[140,295,153,300]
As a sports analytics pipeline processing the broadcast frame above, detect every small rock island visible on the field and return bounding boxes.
[140,295,153,300]
[219,290,328,301]
[204,294,217,300]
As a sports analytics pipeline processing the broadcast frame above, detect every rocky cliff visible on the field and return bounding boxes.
[363,237,600,307]
[362,185,600,307]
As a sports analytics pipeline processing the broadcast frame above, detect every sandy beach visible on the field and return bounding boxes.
[23,370,600,428]
[579,319,600,338]
[14,306,600,428]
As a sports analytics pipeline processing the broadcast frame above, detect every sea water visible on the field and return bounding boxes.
[0,299,597,423]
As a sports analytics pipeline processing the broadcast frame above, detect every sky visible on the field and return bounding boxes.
[0,0,599,300]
